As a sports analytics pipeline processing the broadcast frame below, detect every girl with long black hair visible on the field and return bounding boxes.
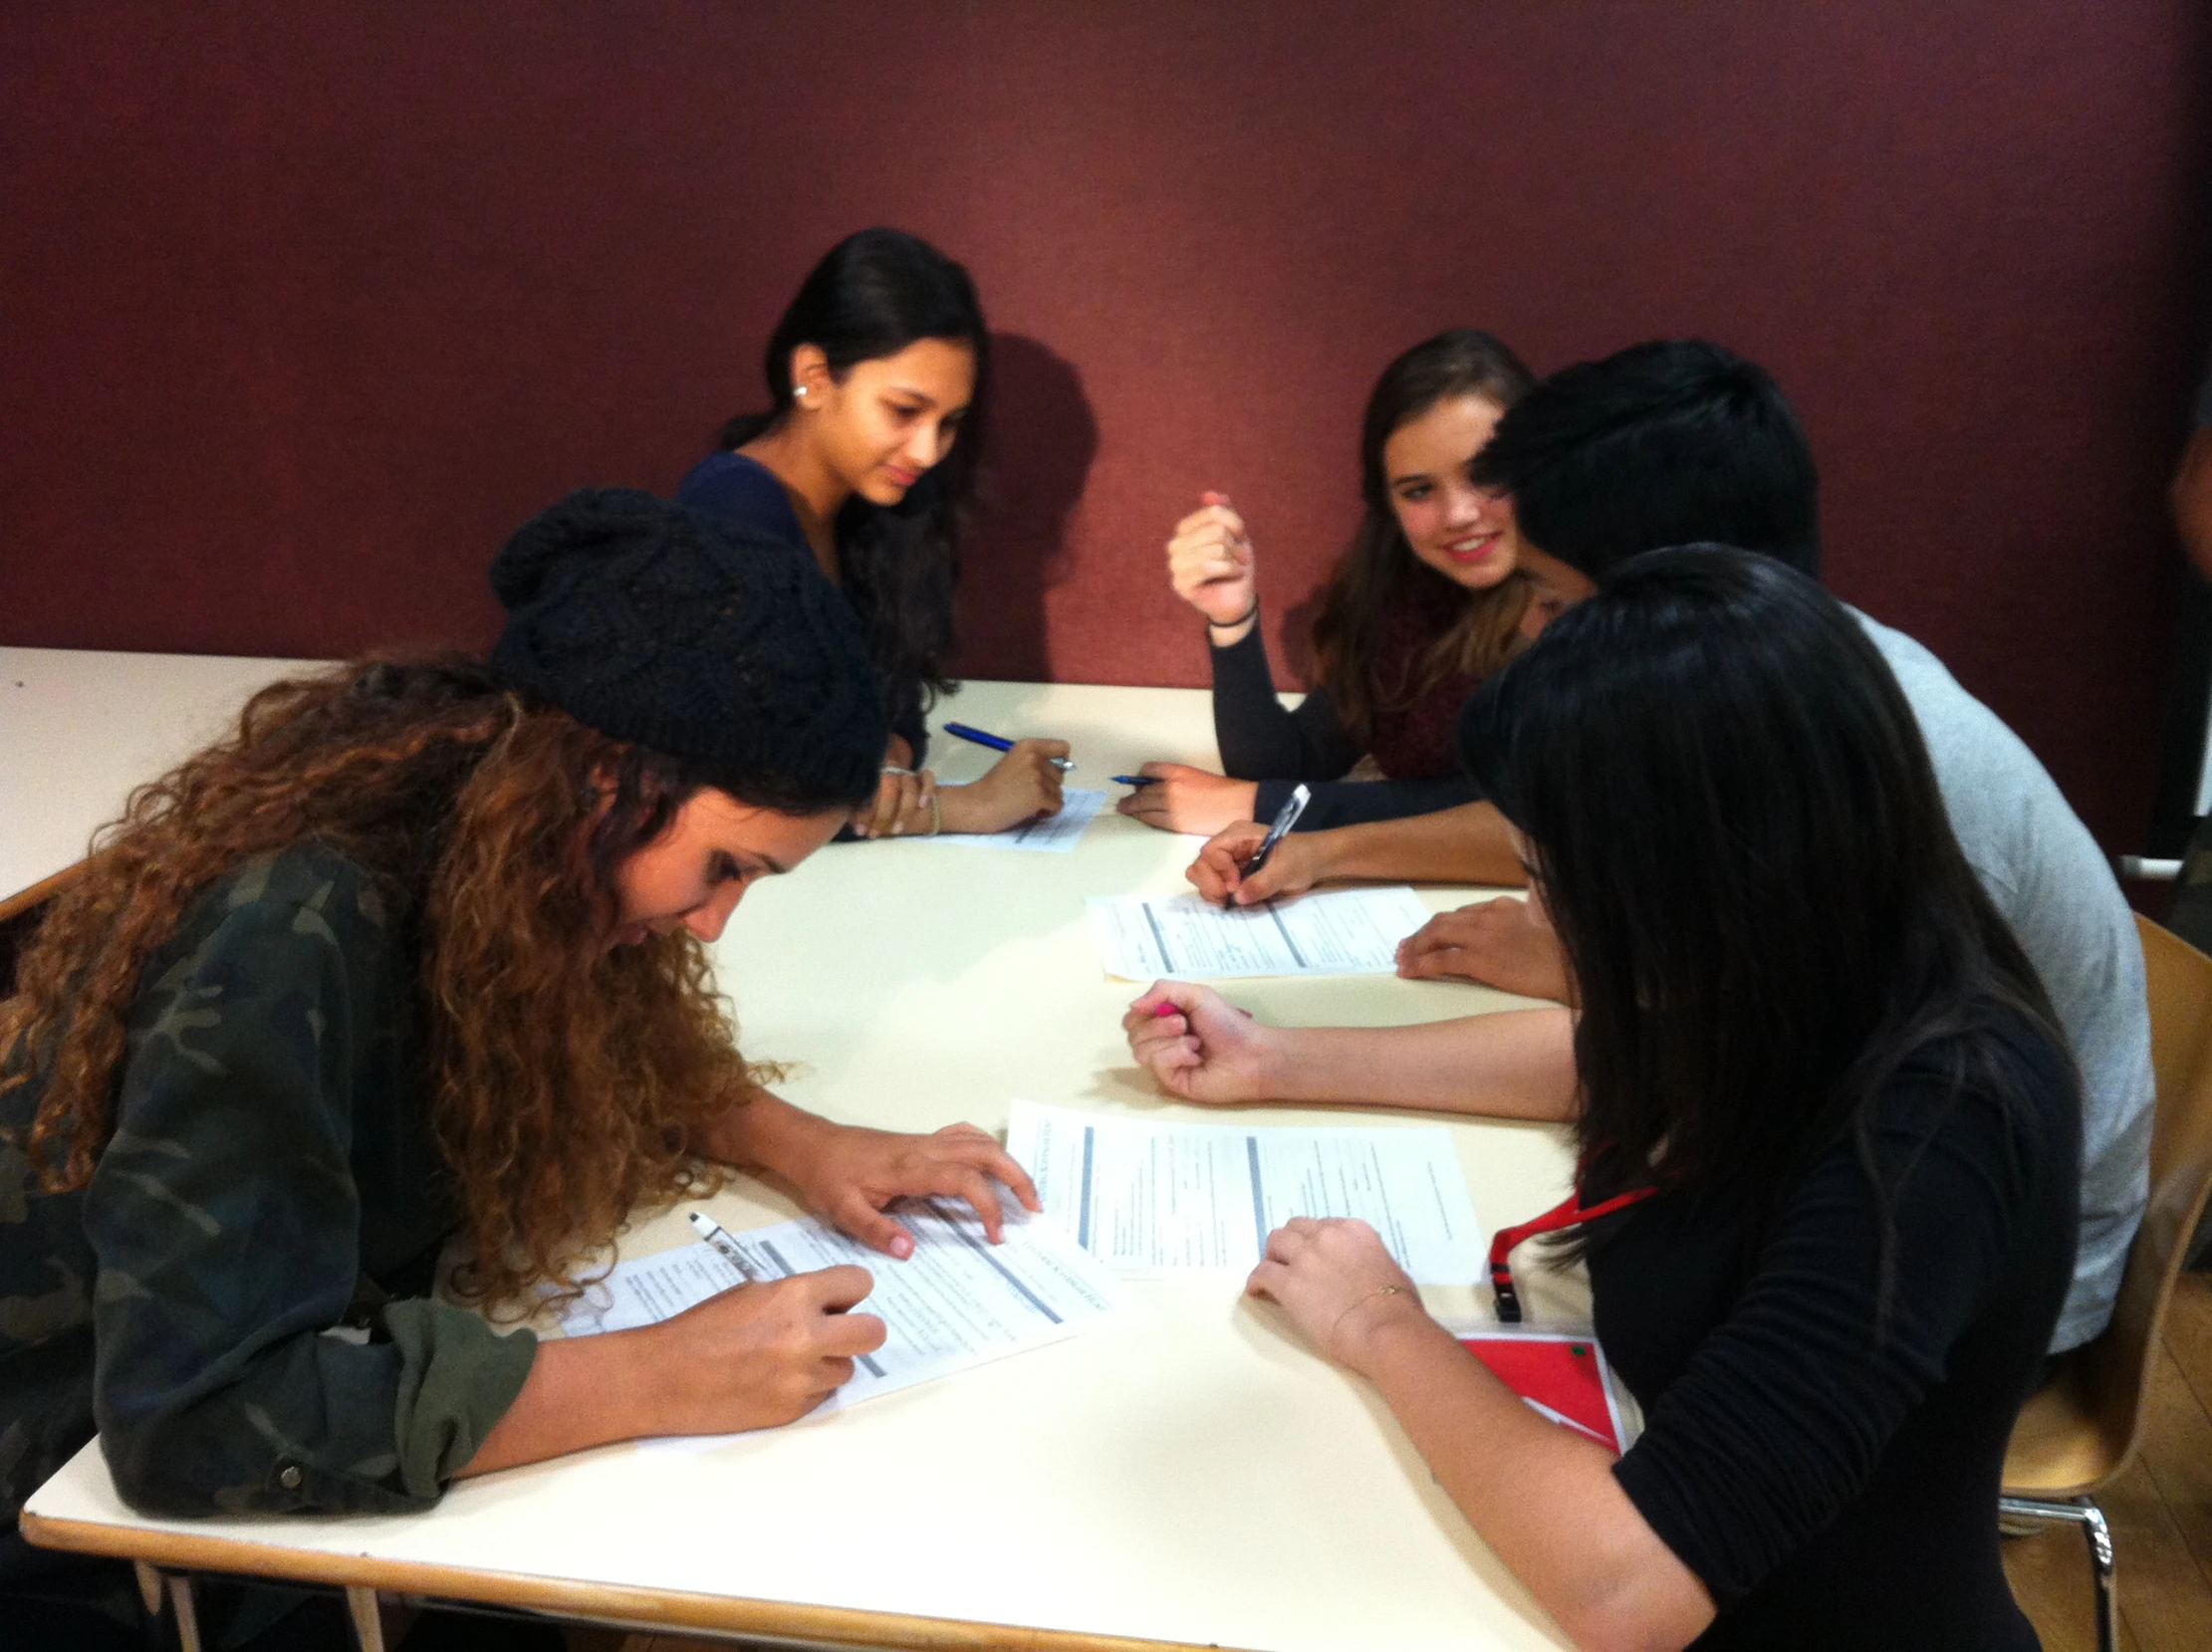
[678,227,1067,838]
[1129,548,2080,1650]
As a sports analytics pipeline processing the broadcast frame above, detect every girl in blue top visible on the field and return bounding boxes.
[678,228,1068,839]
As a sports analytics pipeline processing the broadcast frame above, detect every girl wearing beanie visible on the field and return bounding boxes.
[678,227,1070,840]
[0,490,1038,1649]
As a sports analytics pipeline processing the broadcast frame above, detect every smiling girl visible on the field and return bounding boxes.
[1121,331,1537,835]
[678,228,1067,840]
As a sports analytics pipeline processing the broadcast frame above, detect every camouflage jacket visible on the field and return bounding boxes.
[0,844,536,1540]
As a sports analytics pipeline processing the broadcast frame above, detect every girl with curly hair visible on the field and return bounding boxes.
[0,490,1038,1649]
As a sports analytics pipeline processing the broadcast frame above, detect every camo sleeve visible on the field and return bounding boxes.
[83,852,537,1517]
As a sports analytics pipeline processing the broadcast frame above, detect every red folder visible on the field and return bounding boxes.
[1455,1327,1631,1455]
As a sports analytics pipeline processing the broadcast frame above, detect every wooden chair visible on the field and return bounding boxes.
[2000,914,2212,1652]
[0,858,90,999]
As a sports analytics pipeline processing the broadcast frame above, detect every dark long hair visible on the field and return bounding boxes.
[1458,548,2069,1312]
[718,227,989,705]
[1308,330,1538,740]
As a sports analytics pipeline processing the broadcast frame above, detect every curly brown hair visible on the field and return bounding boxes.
[0,653,812,1309]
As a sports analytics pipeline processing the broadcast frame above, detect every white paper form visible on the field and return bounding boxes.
[1005,1101,1483,1284]
[1085,885,1432,979]
[557,1201,1124,1414]
[921,786,1106,852]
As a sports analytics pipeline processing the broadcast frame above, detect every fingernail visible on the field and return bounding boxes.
[889,822,903,836]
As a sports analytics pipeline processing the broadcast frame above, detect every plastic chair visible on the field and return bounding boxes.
[1999,914,2212,1652]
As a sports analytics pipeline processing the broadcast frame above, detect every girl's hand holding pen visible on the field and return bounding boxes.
[1123,981,1274,1105]
[937,740,1071,833]
[1185,820,1326,905]
[1114,763,1258,835]
[630,1268,887,1433]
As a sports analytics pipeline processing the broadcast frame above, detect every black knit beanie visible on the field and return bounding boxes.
[489,488,886,808]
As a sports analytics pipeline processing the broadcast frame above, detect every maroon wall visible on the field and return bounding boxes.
[3,1,2207,849]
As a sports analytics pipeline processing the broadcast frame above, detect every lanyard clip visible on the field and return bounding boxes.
[1489,1261,1524,1324]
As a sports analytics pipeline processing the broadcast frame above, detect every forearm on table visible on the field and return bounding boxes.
[701,1084,833,1176]
[1261,1009,1578,1119]
[457,1330,660,1477]
[1353,1308,1713,1651]
[1306,802,1525,887]
[931,782,1003,833]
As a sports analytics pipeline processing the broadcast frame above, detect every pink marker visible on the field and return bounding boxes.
[1153,1002,1180,1018]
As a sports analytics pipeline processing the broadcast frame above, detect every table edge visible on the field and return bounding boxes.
[20,1508,1248,1652]
[0,857,89,925]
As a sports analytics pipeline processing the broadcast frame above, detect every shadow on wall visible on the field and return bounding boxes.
[956,334,1098,682]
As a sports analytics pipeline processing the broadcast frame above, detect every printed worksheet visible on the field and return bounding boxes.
[1004,1100,1483,1283]
[1085,885,1432,978]
[921,787,1106,852]
[557,1201,1124,1416]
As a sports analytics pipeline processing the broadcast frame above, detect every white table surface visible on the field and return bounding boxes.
[23,671,1584,1651]
[1,645,324,908]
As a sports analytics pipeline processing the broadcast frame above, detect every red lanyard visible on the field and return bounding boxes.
[1488,1173,1657,1322]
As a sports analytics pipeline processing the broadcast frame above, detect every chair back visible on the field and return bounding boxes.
[2069,915,2212,1476]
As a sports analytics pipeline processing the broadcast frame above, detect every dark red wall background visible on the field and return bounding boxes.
[4,1,2208,849]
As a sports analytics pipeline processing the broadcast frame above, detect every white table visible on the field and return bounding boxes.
[23,673,1584,1651]
[0,646,322,917]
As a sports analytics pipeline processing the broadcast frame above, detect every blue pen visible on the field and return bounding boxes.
[943,721,1077,772]
[1112,775,1159,786]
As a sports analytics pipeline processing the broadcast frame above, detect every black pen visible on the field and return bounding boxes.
[1242,784,1312,879]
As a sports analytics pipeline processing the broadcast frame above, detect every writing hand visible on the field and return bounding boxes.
[1185,819,1324,904]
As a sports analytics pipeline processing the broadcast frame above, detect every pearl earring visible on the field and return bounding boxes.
[794,385,809,398]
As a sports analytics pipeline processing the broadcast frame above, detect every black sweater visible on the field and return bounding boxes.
[1589,1009,2079,1650]
[1208,626,1479,830]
